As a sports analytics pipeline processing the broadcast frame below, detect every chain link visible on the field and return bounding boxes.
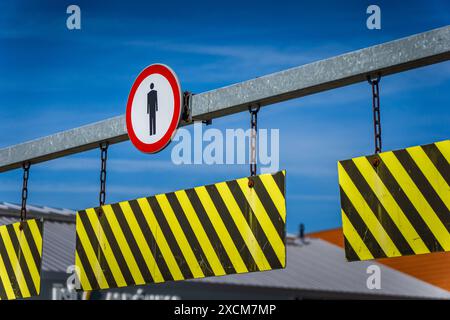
[20,162,31,222]
[368,75,382,154]
[249,104,260,177]
[99,142,109,207]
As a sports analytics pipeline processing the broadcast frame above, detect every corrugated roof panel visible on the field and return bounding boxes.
[2,202,21,211]
[0,202,76,216]
[42,206,75,215]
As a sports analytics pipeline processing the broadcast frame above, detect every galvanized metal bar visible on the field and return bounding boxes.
[1,26,449,173]
[0,116,128,173]
[191,26,450,120]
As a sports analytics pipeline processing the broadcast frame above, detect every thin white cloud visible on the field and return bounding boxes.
[128,41,314,66]
[41,158,174,172]
[0,181,158,196]
[39,155,337,178]
[125,40,346,84]
[125,40,450,88]
[289,194,337,202]
[39,157,251,175]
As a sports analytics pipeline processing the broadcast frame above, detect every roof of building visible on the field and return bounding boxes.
[1,203,449,299]
[0,201,75,223]
[309,228,450,293]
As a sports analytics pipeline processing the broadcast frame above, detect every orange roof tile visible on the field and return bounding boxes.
[309,228,450,292]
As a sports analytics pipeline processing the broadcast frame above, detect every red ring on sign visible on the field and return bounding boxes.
[126,64,182,154]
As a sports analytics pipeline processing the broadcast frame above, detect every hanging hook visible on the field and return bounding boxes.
[249,104,260,114]
[367,73,381,84]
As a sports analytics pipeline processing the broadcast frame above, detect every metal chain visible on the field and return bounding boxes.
[99,142,109,207]
[249,104,260,177]
[20,162,31,222]
[368,75,382,154]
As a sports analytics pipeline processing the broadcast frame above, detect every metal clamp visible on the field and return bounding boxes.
[182,91,193,123]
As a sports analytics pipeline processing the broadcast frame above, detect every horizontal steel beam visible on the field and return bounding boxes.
[1,25,449,172]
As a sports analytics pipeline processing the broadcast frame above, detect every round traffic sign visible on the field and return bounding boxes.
[126,64,182,154]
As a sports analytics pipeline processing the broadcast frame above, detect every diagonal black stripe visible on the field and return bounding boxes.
[21,222,41,272]
[343,235,361,262]
[394,150,450,233]
[78,211,117,288]
[184,188,236,274]
[95,209,135,286]
[0,267,7,299]
[339,186,387,259]
[341,160,414,255]
[5,225,37,296]
[271,171,285,196]
[367,154,444,253]
[0,232,22,298]
[110,203,154,283]
[165,193,215,277]
[205,184,258,272]
[251,176,285,241]
[226,180,282,270]
[422,143,450,187]
[75,234,99,291]
[28,220,43,242]
[148,196,193,279]
[129,200,173,282]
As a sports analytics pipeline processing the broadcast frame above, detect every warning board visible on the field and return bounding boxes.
[0,219,43,300]
[74,171,286,291]
[338,140,450,261]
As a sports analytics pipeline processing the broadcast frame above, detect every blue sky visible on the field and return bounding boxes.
[0,0,449,234]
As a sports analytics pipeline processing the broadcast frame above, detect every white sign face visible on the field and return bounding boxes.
[126,64,182,153]
[130,74,174,144]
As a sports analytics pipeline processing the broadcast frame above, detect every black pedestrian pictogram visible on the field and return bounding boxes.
[147,83,158,135]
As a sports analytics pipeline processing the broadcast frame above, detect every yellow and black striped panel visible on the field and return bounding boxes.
[0,219,43,300]
[75,170,286,291]
[338,140,450,261]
